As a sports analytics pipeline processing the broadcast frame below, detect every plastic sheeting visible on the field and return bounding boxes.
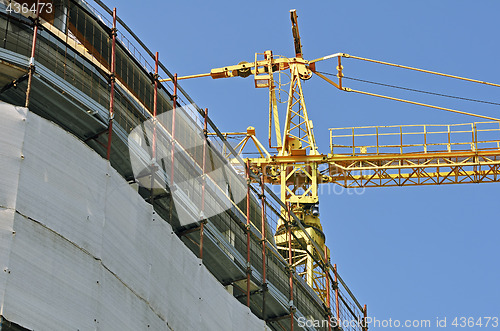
[0,102,267,330]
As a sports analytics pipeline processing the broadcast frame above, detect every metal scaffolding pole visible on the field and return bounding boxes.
[334,264,340,325]
[106,8,117,160]
[246,160,251,308]
[153,52,159,159]
[25,0,40,108]
[287,203,294,331]
[169,73,177,223]
[363,304,368,331]
[3,1,11,48]
[200,108,208,260]
[325,246,332,331]
[199,222,204,260]
[149,51,159,203]
[170,73,178,187]
[260,174,267,319]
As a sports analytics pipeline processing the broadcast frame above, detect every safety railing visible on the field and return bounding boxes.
[330,121,500,156]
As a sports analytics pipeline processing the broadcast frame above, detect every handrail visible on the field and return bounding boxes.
[330,121,500,156]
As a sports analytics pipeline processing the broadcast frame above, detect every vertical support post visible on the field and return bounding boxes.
[200,108,208,260]
[473,123,478,152]
[311,162,318,198]
[152,52,159,160]
[287,203,294,331]
[260,174,267,319]
[199,221,204,260]
[447,125,451,152]
[330,130,333,155]
[63,0,71,79]
[334,264,340,326]
[325,245,331,331]
[25,0,40,108]
[337,56,343,89]
[170,74,178,187]
[424,125,427,153]
[3,0,11,49]
[149,52,159,202]
[352,128,355,155]
[306,244,314,287]
[168,74,178,223]
[363,304,368,331]
[400,126,403,154]
[106,8,117,160]
[246,160,251,308]
[470,123,474,151]
[202,108,208,213]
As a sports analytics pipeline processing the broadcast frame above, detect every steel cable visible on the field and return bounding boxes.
[316,71,500,107]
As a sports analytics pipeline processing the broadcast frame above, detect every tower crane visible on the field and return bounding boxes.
[161,10,500,306]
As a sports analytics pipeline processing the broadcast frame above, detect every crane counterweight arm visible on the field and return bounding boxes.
[158,57,301,83]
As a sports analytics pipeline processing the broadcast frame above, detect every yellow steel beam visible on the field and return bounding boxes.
[309,53,344,64]
[159,72,210,82]
[328,150,500,162]
[327,167,500,188]
[159,57,309,82]
[313,70,339,89]
[245,150,500,166]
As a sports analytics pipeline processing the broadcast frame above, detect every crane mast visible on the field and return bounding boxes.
[197,9,330,300]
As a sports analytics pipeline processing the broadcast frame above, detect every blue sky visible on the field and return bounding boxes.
[106,0,500,328]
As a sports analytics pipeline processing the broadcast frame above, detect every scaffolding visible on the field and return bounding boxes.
[0,1,366,330]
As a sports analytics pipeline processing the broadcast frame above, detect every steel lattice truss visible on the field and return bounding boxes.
[326,152,500,188]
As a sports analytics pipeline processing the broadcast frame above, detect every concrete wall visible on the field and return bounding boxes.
[0,101,267,331]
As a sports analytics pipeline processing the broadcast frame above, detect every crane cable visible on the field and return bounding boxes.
[346,88,500,122]
[316,71,500,107]
[345,54,500,88]
[313,71,500,121]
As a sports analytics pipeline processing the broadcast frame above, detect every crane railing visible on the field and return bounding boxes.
[327,121,500,188]
[329,121,500,156]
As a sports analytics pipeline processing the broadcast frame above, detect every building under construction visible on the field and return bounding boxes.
[2,1,500,331]
[0,1,367,330]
